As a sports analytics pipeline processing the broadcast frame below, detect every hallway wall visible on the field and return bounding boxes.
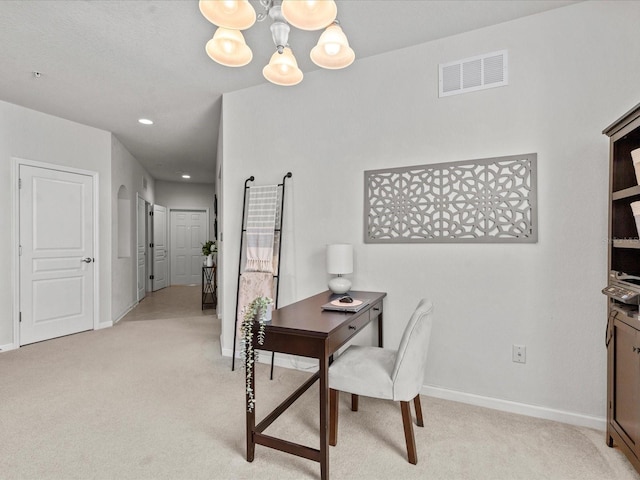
[0,100,112,349]
[111,135,155,322]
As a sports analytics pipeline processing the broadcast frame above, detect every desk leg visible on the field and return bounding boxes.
[319,352,329,480]
[378,310,384,348]
[246,352,256,462]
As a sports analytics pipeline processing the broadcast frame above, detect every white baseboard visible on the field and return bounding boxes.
[0,342,18,352]
[220,348,606,430]
[113,302,138,324]
[422,384,606,431]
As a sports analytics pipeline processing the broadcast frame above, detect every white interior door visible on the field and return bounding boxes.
[170,210,208,285]
[137,196,146,301]
[152,204,168,291]
[19,165,94,345]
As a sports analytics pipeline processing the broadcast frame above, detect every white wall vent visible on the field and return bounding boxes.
[439,50,508,97]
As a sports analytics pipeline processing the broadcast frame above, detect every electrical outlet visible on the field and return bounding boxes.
[512,344,526,364]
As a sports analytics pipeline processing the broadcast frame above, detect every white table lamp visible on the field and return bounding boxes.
[326,244,353,294]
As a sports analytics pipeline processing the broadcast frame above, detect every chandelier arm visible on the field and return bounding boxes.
[258,0,274,22]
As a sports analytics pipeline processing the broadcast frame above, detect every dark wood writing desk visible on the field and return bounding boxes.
[245,290,386,480]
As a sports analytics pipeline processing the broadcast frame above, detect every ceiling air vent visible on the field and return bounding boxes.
[439,50,508,97]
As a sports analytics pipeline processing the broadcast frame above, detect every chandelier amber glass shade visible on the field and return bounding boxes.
[281,0,337,31]
[199,0,256,30]
[310,23,355,69]
[262,47,304,86]
[205,27,253,67]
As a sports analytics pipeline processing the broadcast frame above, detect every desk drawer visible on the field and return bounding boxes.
[329,311,372,353]
[369,301,382,322]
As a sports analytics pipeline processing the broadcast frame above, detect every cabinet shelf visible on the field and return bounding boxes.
[613,239,640,249]
[613,185,640,201]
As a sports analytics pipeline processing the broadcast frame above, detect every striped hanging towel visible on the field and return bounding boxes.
[245,185,278,272]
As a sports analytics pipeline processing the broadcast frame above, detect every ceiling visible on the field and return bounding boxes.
[0,0,578,184]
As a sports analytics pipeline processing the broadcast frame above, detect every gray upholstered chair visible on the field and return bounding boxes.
[328,299,434,465]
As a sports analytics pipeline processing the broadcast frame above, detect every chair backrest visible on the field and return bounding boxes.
[391,299,434,401]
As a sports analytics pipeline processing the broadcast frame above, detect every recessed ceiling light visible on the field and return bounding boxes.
[182,174,191,179]
[138,118,153,125]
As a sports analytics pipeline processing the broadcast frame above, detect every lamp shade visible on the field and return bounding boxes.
[206,27,253,67]
[262,47,304,86]
[310,23,355,69]
[199,0,256,30]
[326,244,353,275]
[281,0,337,31]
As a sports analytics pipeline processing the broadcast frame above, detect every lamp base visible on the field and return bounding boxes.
[328,276,351,294]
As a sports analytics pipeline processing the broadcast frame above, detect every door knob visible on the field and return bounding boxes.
[82,257,92,263]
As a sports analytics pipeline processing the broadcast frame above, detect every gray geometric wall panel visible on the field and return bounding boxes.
[364,153,537,243]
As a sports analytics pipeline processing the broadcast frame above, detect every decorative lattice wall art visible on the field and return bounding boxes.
[364,153,537,243]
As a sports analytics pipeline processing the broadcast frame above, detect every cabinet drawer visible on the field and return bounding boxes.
[328,311,372,353]
[369,301,382,322]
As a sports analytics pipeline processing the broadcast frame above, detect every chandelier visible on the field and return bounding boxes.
[199,0,355,86]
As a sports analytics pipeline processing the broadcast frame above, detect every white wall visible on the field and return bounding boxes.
[111,135,155,322]
[219,1,640,425]
[155,180,215,238]
[215,112,224,321]
[0,100,112,349]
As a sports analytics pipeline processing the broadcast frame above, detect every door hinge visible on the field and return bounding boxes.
[18,178,22,189]
[19,245,22,256]
[149,211,154,216]
[150,275,155,280]
[149,243,154,248]
[19,312,22,323]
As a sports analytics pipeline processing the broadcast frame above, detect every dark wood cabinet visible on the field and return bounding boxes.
[609,311,640,458]
[604,103,640,474]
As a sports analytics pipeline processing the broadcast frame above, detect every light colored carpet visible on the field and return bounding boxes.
[0,286,638,480]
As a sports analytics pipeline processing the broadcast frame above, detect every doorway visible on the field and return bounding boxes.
[16,161,97,346]
[170,209,209,285]
[137,196,147,302]
[152,204,168,291]
[137,199,169,298]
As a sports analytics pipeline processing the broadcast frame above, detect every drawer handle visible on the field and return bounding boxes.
[373,307,380,311]
[348,325,357,330]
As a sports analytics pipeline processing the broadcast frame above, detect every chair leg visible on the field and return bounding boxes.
[413,394,424,427]
[351,394,359,412]
[400,401,418,465]
[330,389,338,446]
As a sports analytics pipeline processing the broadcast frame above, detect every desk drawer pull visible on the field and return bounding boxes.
[348,325,357,330]
[373,307,380,312]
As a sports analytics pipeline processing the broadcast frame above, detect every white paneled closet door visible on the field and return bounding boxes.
[152,204,168,291]
[19,164,95,345]
[170,210,208,285]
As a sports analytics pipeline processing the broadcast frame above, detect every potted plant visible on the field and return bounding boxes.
[202,240,216,266]
[240,295,273,412]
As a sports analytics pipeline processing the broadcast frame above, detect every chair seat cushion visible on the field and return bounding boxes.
[329,345,396,400]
